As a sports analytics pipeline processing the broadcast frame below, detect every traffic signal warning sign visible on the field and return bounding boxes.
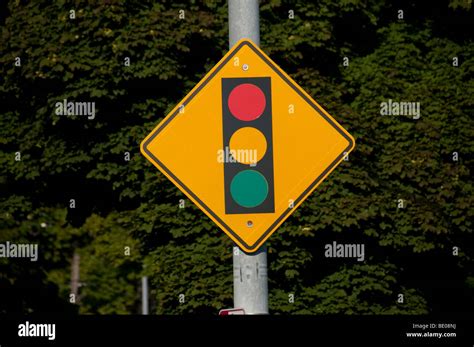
[141,39,355,253]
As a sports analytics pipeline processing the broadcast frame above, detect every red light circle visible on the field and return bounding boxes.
[228,83,266,121]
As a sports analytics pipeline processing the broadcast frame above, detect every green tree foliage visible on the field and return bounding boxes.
[1,0,472,314]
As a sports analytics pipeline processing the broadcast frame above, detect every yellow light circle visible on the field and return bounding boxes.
[229,127,267,165]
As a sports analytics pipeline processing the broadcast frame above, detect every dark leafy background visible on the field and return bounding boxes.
[0,0,472,315]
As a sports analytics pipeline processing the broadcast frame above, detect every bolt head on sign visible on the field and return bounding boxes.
[140,39,355,253]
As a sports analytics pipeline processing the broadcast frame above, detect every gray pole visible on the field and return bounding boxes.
[229,0,260,47]
[229,0,269,315]
[70,251,80,304]
[142,276,149,315]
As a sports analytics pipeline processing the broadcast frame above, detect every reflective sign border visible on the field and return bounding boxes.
[141,39,355,253]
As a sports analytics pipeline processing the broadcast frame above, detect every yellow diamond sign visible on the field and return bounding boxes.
[141,39,355,253]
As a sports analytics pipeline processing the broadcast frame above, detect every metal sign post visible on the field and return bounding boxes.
[229,0,269,315]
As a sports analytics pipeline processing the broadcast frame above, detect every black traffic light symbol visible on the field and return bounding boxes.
[221,77,275,214]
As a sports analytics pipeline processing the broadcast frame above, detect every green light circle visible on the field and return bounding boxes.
[230,170,269,208]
